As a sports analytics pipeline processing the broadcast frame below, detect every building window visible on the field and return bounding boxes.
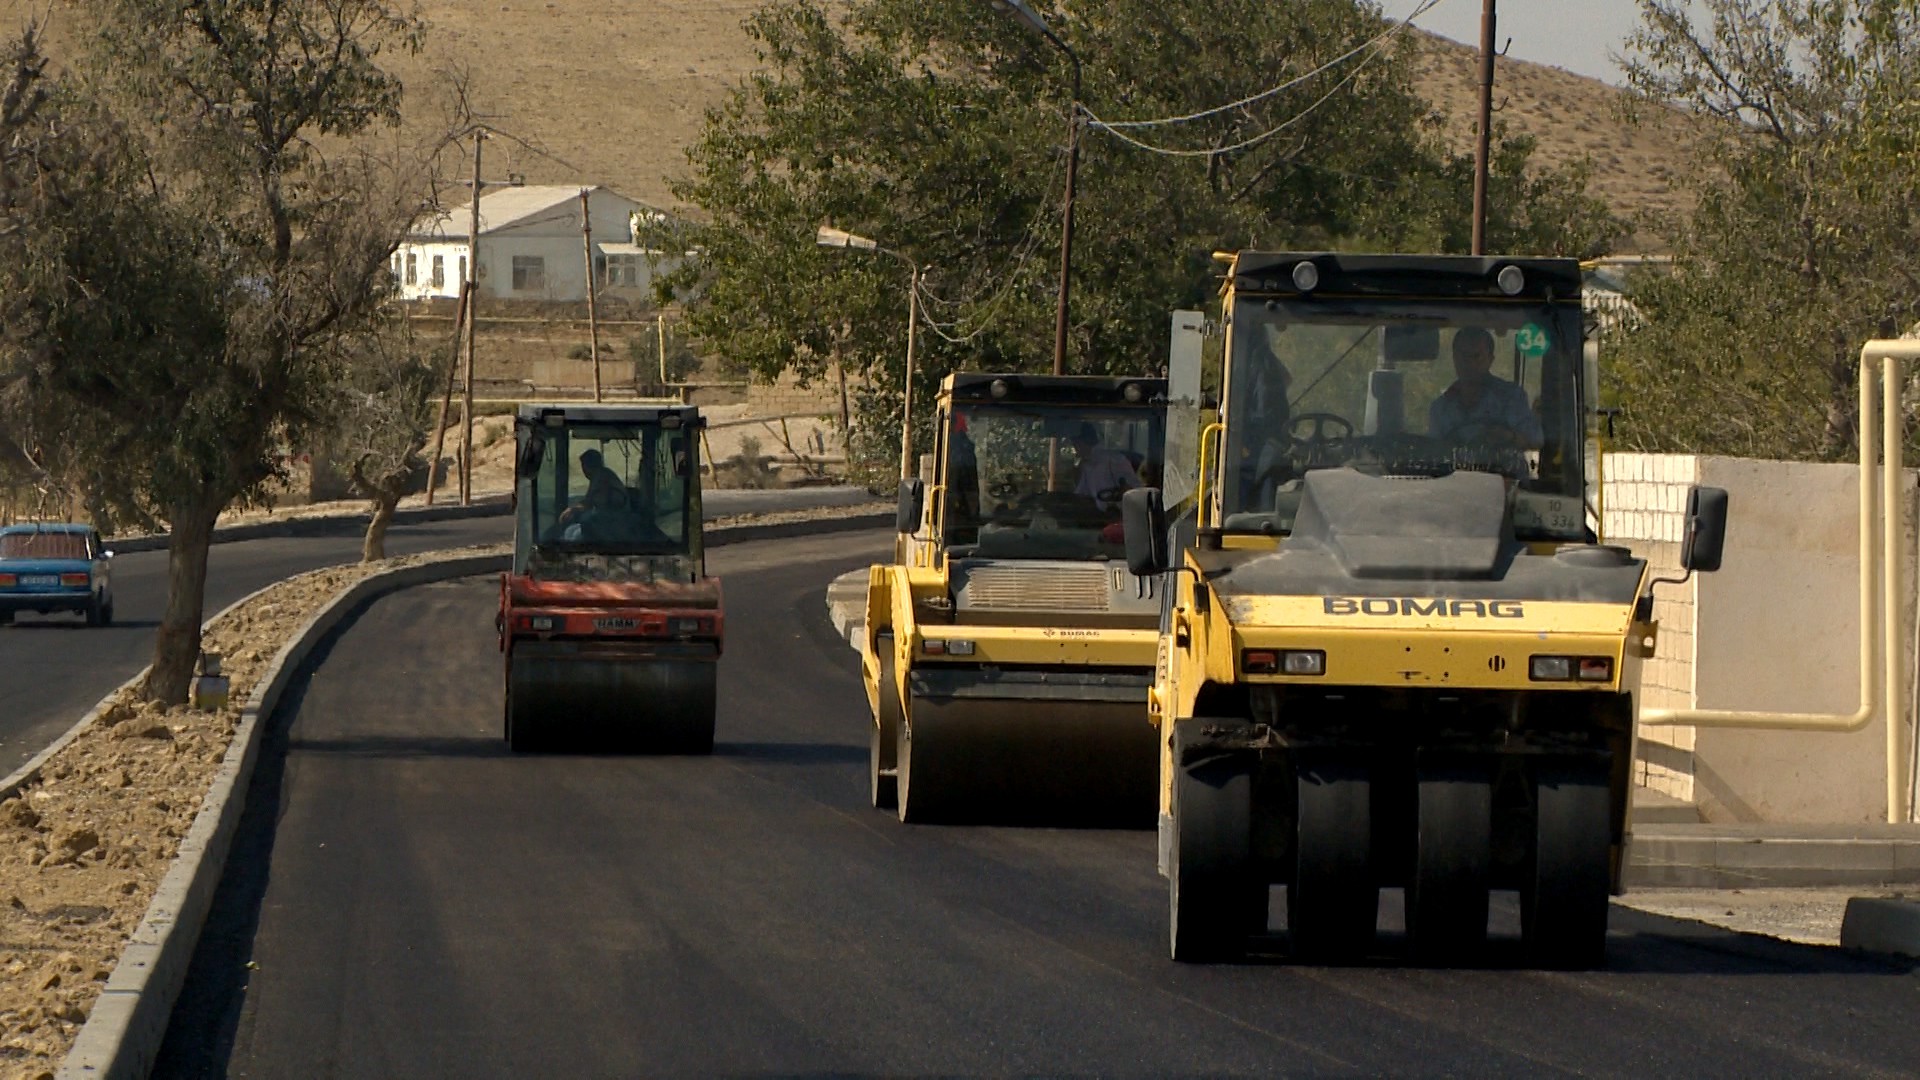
[405,252,417,286]
[512,255,546,293]
[430,254,445,289]
[605,254,642,288]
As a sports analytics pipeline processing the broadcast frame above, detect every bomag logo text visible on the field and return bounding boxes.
[1323,597,1525,618]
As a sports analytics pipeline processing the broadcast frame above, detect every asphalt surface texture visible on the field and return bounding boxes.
[150,530,1920,1079]
[0,487,870,775]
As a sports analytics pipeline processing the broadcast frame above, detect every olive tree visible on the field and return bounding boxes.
[330,316,442,562]
[43,0,429,703]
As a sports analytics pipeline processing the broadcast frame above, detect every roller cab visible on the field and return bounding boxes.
[863,374,1167,826]
[499,403,721,753]
[1126,253,1729,966]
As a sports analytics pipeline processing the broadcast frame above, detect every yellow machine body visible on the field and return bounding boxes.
[860,372,1168,825]
[1133,252,1721,967]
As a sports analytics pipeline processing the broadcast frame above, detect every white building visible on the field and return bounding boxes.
[393,184,678,302]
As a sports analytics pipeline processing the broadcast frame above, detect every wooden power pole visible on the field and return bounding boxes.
[460,132,485,506]
[581,188,602,403]
[424,283,470,507]
[1470,0,1496,256]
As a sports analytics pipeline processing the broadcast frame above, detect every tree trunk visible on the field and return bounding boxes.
[147,502,218,705]
[363,488,401,563]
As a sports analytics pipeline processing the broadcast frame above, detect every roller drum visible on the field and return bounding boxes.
[898,687,1156,827]
[507,640,717,754]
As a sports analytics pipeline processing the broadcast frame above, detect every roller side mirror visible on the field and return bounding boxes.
[1122,487,1169,577]
[895,478,925,535]
[1680,485,1728,573]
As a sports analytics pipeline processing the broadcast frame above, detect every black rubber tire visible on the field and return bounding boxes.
[0,611,12,626]
[1168,721,1259,963]
[1288,760,1376,961]
[1407,764,1492,963]
[870,639,900,810]
[1523,763,1613,970]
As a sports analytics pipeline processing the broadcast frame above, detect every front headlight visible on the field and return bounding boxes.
[1530,655,1573,681]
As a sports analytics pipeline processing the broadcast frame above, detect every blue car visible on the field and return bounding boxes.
[0,523,115,626]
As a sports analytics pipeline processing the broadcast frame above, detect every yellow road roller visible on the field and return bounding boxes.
[862,373,1168,825]
[499,403,722,753]
[1122,253,1727,966]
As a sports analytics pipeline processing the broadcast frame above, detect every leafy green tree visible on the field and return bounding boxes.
[661,0,1621,483]
[1607,0,1920,459]
[0,2,432,703]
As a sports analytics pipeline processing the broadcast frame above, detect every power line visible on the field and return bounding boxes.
[1081,0,1444,158]
[1094,0,1446,131]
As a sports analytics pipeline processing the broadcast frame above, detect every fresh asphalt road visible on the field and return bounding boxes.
[0,486,876,774]
[154,530,1920,1078]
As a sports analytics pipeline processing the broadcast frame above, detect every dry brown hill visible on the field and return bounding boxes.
[3,4,1704,247]
[1408,30,1707,243]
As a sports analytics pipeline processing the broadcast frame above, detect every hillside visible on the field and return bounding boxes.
[1408,30,1708,242]
[3,3,1706,247]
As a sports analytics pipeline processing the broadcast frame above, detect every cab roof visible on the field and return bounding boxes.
[1223,251,1582,303]
[941,372,1166,406]
[516,403,704,427]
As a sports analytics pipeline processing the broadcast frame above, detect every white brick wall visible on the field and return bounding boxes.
[1603,452,1700,802]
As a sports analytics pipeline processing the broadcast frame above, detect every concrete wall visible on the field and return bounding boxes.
[1606,452,1917,823]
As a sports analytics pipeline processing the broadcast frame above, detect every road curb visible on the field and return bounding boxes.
[825,567,868,651]
[56,549,508,1080]
[1626,828,1920,888]
[55,513,891,1079]
[1840,896,1920,959]
[104,497,513,555]
[707,512,890,549]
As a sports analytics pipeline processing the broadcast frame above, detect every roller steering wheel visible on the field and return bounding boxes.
[1290,411,1355,448]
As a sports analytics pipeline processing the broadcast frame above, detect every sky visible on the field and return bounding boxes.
[1379,0,1648,86]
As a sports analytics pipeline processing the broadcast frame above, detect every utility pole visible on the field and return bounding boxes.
[901,263,920,479]
[1054,76,1080,377]
[580,188,602,402]
[424,284,470,506]
[461,131,485,506]
[1470,0,1496,256]
[657,314,668,391]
